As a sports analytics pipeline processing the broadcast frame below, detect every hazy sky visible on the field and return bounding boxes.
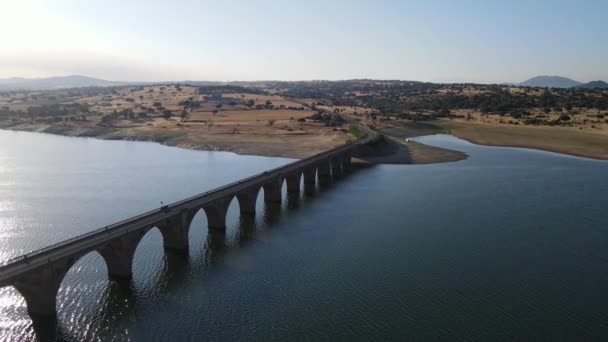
[1,0,606,83]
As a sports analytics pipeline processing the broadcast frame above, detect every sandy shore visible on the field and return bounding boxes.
[1,121,468,165]
[371,119,608,161]
[0,122,350,159]
[442,121,608,160]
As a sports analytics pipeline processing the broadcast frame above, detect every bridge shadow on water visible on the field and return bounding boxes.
[31,164,373,342]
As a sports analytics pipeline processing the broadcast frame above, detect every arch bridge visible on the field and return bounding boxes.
[0,132,371,320]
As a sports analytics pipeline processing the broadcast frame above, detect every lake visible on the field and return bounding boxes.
[1,130,607,341]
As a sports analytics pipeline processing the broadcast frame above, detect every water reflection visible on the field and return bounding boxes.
[155,252,191,292]
[35,281,137,342]
[286,193,301,209]
[204,229,227,266]
[262,202,283,225]
[236,216,258,246]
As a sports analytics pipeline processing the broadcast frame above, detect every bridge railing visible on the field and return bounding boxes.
[0,132,369,271]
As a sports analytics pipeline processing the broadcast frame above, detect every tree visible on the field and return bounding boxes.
[162,110,172,119]
[246,99,255,108]
[267,119,275,127]
[439,108,451,117]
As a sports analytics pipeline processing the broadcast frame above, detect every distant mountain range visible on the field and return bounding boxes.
[518,76,608,89]
[0,75,237,91]
[1,74,606,91]
[0,75,131,91]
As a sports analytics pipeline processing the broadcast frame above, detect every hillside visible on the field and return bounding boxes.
[578,80,608,89]
[519,76,582,88]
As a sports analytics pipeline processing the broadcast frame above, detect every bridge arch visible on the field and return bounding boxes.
[188,207,208,253]
[224,196,241,235]
[129,226,165,281]
[12,249,110,319]
[56,250,108,317]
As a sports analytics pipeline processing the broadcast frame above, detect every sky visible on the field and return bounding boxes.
[0,0,606,83]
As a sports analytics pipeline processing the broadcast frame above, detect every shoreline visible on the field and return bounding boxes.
[4,122,606,163]
[375,120,608,161]
[0,123,343,159]
[353,134,467,164]
[449,131,608,161]
[0,123,468,164]
[441,122,608,161]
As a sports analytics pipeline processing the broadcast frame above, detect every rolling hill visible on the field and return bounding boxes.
[518,76,582,88]
[577,80,608,89]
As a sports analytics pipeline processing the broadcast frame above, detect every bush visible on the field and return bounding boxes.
[366,134,386,146]
[348,125,366,138]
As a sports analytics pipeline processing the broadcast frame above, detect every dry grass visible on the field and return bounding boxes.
[0,85,353,158]
[441,120,608,159]
[448,109,608,136]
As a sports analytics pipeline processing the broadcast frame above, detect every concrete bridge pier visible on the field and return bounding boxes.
[12,260,72,320]
[157,209,196,254]
[203,197,232,231]
[331,157,342,178]
[303,167,316,195]
[236,186,261,218]
[285,172,301,196]
[318,161,331,186]
[98,230,148,281]
[342,152,352,173]
[263,177,284,204]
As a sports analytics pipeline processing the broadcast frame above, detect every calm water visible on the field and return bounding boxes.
[1,130,608,341]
